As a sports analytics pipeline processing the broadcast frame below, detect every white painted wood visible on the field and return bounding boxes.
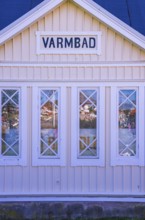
[0,0,145,199]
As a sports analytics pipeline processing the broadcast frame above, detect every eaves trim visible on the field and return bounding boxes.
[0,0,65,45]
[0,0,145,51]
[73,0,145,50]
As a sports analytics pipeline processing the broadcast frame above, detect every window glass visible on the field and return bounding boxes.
[79,89,98,158]
[40,89,59,158]
[1,89,19,157]
[118,89,136,157]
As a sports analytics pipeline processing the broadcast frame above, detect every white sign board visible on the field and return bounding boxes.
[36,32,102,55]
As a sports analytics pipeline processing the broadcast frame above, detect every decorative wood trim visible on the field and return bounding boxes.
[0,62,145,67]
[73,0,145,50]
[0,0,145,51]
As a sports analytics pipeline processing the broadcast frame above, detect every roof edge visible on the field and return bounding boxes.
[0,0,145,51]
[0,0,65,45]
[73,0,145,50]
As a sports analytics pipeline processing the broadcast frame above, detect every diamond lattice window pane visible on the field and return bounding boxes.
[118,89,136,157]
[1,89,19,157]
[40,89,59,157]
[79,89,98,158]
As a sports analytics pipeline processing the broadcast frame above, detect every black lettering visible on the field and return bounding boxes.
[57,38,63,48]
[49,38,55,48]
[42,37,49,48]
[65,38,73,48]
[82,38,88,48]
[89,37,96,48]
[75,37,80,48]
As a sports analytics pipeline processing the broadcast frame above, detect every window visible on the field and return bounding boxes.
[111,86,144,166]
[0,87,27,166]
[71,86,105,166]
[32,86,66,166]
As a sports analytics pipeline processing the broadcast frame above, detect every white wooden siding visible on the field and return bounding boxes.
[0,1,145,197]
[0,2,145,63]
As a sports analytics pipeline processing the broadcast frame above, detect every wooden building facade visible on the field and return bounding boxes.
[0,0,145,201]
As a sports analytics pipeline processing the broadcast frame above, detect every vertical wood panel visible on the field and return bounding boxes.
[13,167,23,193]
[0,45,5,61]
[92,67,101,80]
[62,67,70,80]
[0,67,3,79]
[122,166,132,193]
[55,67,63,80]
[108,68,116,80]
[30,167,38,193]
[60,167,68,192]
[75,167,82,193]
[106,28,115,61]
[52,167,61,192]
[30,23,38,62]
[122,39,132,60]
[140,167,145,193]
[22,167,30,193]
[132,45,141,60]
[69,67,78,80]
[60,2,67,31]
[91,18,100,62]
[22,29,30,61]
[0,167,4,193]
[116,67,125,80]
[27,67,34,80]
[97,167,105,193]
[4,167,13,193]
[3,67,11,79]
[34,67,41,80]
[77,67,85,80]
[5,40,13,61]
[47,68,56,80]
[99,23,107,61]
[131,167,141,193]
[114,34,123,61]
[45,167,53,192]
[100,67,108,80]
[89,167,97,193]
[38,167,46,192]
[41,67,48,80]
[85,67,92,80]
[140,67,145,80]
[52,7,60,62]
[13,34,22,61]
[44,12,53,62]
[124,67,132,79]
[19,67,27,80]
[38,18,45,62]
[11,67,19,80]
[113,167,123,193]
[133,67,140,80]
[82,167,90,192]
[74,3,82,32]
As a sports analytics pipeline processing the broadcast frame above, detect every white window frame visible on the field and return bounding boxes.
[71,86,105,166]
[111,86,144,166]
[32,86,66,166]
[0,86,27,166]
